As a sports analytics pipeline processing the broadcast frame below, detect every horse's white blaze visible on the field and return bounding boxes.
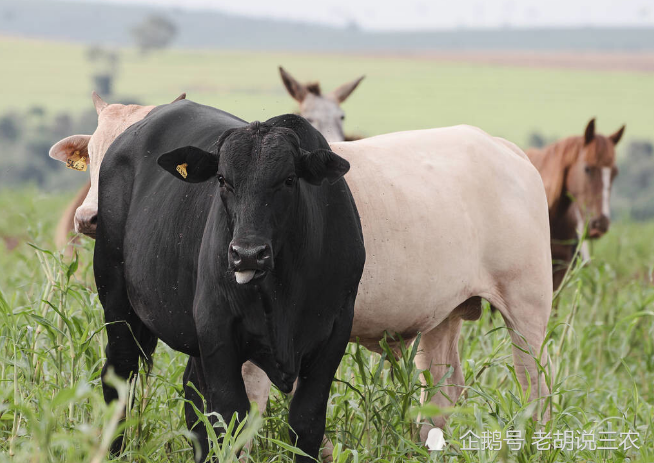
[235,270,256,284]
[601,167,611,218]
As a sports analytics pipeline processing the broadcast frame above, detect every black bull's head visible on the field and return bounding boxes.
[157,121,350,285]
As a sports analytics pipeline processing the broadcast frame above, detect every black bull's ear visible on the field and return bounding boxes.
[297,149,350,185]
[157,146,218,183]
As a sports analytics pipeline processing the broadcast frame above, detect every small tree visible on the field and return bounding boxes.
[131,14,177,55]
[613,140,654,220]
[0,113,21,142]
[86,46,119,96]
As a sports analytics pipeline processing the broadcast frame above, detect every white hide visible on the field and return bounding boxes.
[331,126,552,348]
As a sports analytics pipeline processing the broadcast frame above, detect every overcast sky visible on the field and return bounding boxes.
[82,0,653,30]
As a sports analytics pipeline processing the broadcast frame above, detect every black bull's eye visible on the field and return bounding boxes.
[218,174,225,186]
[285,175,295,186]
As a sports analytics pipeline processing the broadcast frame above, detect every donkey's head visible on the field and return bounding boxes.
[279,66,364,142]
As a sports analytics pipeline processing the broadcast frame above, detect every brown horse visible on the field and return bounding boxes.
[526,118,625,290]
[54,181,91,255]
[279,66,364,142]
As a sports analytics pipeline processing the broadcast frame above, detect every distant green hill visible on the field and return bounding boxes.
[2,0,654,51]
[2,36,653,195]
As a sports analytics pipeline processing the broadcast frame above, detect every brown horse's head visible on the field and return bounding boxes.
[279,66,364,142]
[558,119,625,238]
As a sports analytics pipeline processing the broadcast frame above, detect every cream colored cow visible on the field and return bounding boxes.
[51,92,186,244]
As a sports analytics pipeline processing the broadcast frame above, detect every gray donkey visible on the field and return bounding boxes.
[279,66,364,142]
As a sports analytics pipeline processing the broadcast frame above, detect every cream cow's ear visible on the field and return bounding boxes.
[49,135,92,171]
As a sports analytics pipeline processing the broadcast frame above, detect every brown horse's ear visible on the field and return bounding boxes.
[279,66,308,102]
[171,93,186,103]
[584,118,595,145]
[609,125,625,145]
[91,91,108,115]
[329,75,365,103]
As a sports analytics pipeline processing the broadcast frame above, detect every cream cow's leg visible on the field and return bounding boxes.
[240,363,335,462]
[492,290,552,422]
[414,314,466,443]
[238,362,272,461]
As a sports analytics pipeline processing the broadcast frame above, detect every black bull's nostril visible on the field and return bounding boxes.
[229,242,273,271]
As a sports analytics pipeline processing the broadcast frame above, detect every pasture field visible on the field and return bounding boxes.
[0,187,653,462]
[1,35,654,462]
[1,36,653,149]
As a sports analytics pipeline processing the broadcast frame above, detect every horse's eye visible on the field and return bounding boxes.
[217,174,225,186]
[584,166,592,174]
[340,115,345,121]
[285,175,295,186]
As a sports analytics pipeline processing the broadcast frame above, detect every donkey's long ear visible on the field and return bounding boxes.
[329,75,365,103]
[279,67,308,102]
[609,125,625,145]
[584,118,596,145]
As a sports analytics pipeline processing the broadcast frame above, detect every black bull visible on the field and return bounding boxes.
[94,100,365,461]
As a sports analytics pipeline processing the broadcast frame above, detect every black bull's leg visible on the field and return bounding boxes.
[289,293,355,462]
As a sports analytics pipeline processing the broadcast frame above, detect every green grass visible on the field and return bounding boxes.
[0,189,653,462]
[1,36,653,461]
[1,36,653,148]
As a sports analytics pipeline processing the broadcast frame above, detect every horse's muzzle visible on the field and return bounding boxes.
[588,215,610,238]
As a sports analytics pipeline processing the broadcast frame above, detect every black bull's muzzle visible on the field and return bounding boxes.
[228,237,273,284]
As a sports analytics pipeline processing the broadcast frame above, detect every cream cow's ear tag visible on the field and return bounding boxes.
[176,163,188,179]
[66,150,88,171]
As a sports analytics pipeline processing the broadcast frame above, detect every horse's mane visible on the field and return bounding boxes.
[527,136,582,168]
[526,136,583,211]
[529,133,613,169]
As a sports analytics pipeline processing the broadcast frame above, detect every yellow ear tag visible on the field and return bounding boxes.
[66,150,88,171]
[176,163,188,179]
